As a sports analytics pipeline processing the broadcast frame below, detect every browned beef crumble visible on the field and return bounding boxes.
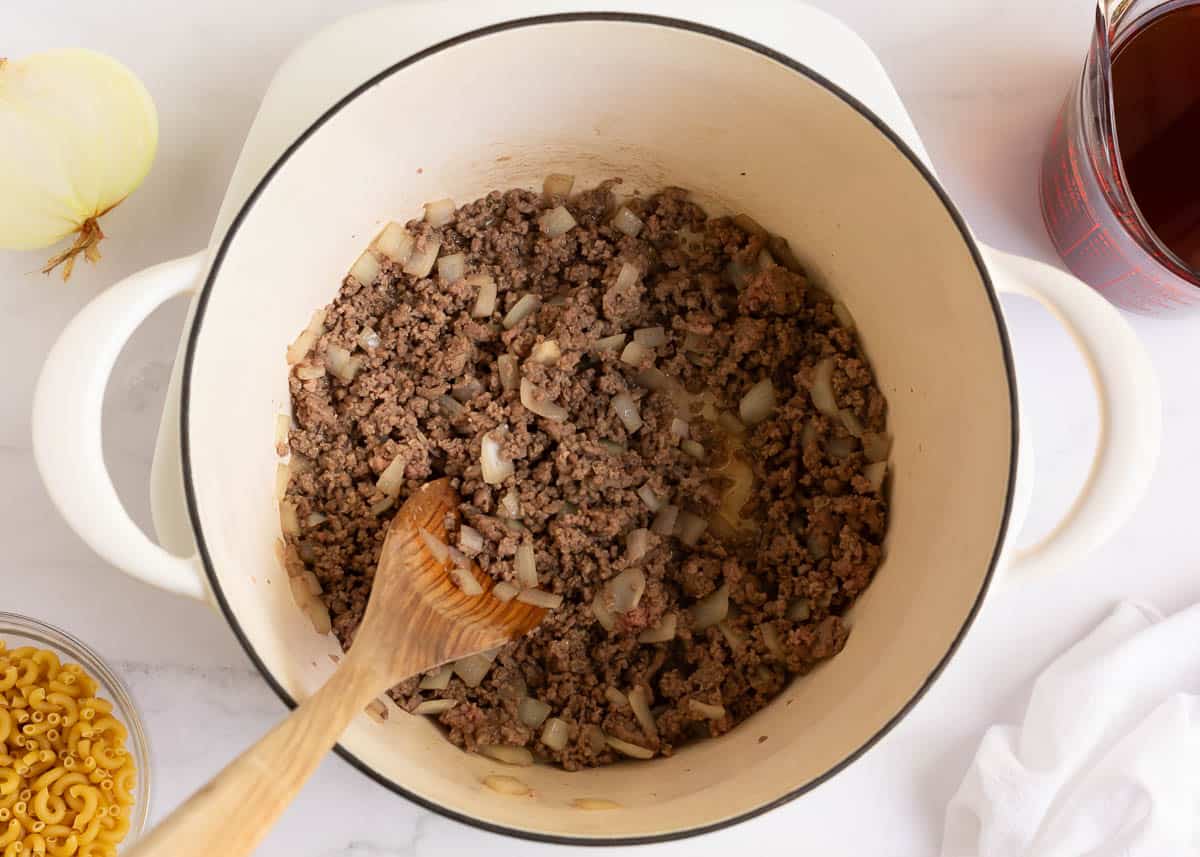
[283,182,889,770]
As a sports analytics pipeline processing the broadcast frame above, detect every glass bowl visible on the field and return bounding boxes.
[0,612,151,845]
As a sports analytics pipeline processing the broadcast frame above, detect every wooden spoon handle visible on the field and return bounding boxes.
[127,662,379,857]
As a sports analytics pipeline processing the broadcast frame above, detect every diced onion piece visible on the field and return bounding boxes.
[651,504,679,536]
[365,699,388,723]
[627,686,658,740]
[637,484,663,512]
[481,427,514,485]
[626,528,651,562]
[453,654,494,688]
[718,620,745,651]
[620,341,650,366]
[493,581,519,603]
[717,411,745,435]
[757,247,776,271]
[788,599,812,622]
[676,512,707,547]
[373,222,414,263]
[503,293,542,329]
[448,562,484,597]
[497,354,520,391]
[468,273,497,318]
[637,613,677,643]
[615,262,640,291]
[592,590,617,631]
[539,205,577,237]
[634,326,667,347]
[840,409,865,437]
[583,725,607,753]
[599,439,626,455]
[761,624,784,658]
[717,456,755,526]
[275,462,290,500]
[305,512,326,528]
[543,173,575,199]
[739,378,777,426]
[280,500,300,536]
[612,206,644,237]
[517,589,563,609]
[733,213,769,239]
[635,367,674,395]
[593,333,627,352]
[498,490,521,519]
[605,735,654,760]
[437,252,466,283]
[574,798,621,810]
[419,665,452,690]
[832,301,856,330]
[275,413,291,453]
[458,525,484,556]
[357,327,381,350]
[414,699,458,716]
[609,568,646,613]
[438,395,465,419]
[769,234,805,272]
[862,432,892,463]
[451,379,482,403]
[303,600,332,635]
[295,364,326,381]
[541,717,570,751]
[530,340,561,365]
[477,744,533,767]
[403,237,441,278]
[688,699,727,720]
[680,440,706,461]
[611,392,643,433]
[689,584,729,630]
[324,345,362,383]
[350,250,381,285]
[376,456,406,498]
[864,461,888,492]
[726,257,754,289]
[287,309,327,365]
[370,496,395,517]
[423,198,455,227]
[605,687,628,707]
[419,528,449,565]
[810,358,839,416]
[520,378,567,421]
[483,775,530,796]
[518,697,551,729]
[669,418,690,441]
[827,436,856,458]
[288,575,312,609]
[515,543,538,588]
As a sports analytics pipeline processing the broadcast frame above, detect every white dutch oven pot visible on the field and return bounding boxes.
[32,5,1160,844]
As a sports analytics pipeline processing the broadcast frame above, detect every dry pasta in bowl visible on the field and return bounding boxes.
[0,615,149,855]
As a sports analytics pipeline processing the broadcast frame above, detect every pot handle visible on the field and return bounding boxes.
[33,252,210,601]
[981,244,1161,580]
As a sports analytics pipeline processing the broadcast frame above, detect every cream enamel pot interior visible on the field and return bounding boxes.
[31,12,1160,845]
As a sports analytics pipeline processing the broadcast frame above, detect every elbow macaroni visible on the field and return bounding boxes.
[0,643,135,857]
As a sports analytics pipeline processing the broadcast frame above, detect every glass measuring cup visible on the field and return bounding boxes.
[1040,0,1200,316]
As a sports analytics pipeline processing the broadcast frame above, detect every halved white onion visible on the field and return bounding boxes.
[605,735,654,760]
[637,613,677,643]
[414,699,458,716]
[620,341,650,366]
[518,697,551,729]
[633,326,667,347]
[593,333,627,352]
[609,568,646,613]
[627,686,658,739]
[481,427,514,485]
[651,504,679,536]
[503,293,542,329]
[688,699,726,720]
[477,744,533,767]
[810,358,839,416]
[517,589,563,609]
[377,456,406,498]
[423,198,455,227]
[497,354,520,391]
[493,581,519,603]
[543,173,575,199]
[287,309,327,365]
[739,378,777,426]
[403,237,441,278]
[676,512,708,547]
[350,250,381,285]
[437,252,466,283]
[612,206,644,237]
[626,528,651,562]
[530,340,561,365]
[515,543,538,588]
[611,392,643,433]
[689,584,729,630]
[541,717,570,751]
[520,378,567,421]
[540,205,577,237]
[373,222,414,263]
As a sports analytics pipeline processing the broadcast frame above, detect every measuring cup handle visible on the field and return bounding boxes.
[982,244,1161,580]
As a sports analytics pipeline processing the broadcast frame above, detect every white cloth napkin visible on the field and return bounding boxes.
[941,601,1200,857]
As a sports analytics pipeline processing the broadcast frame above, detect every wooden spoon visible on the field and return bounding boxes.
[128,477,545,857]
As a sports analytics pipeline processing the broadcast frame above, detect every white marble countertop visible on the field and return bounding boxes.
[3,1,1197,854]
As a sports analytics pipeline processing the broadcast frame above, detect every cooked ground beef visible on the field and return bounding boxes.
[283,181,889,770]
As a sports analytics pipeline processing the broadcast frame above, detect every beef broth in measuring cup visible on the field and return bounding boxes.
[1041,0,1200,315]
